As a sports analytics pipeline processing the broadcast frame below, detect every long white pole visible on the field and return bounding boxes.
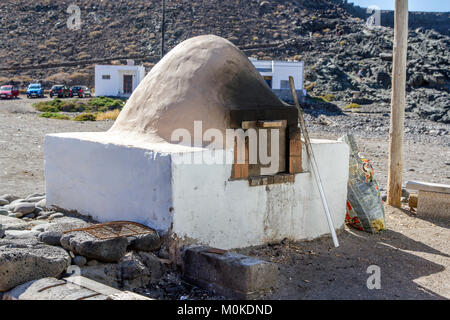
[289,77,339,248]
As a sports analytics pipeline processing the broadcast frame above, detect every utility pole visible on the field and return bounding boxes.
[387,0,408,207]
[161,0,166,59]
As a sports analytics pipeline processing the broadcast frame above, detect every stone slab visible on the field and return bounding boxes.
[183,246,278,299]
[2,276,149,300]
[417,190,450,219]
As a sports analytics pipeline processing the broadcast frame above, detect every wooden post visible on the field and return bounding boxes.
[387,0,408,207]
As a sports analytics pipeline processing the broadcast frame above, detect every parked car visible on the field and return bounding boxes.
[50,85,72,98]
[71,86,92,98]
[0,85,19,99]
[26,83,44,98]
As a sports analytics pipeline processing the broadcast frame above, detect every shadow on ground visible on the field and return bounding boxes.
[240,210,448,300]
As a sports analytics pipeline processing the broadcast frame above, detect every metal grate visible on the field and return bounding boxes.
[63,221,156,240]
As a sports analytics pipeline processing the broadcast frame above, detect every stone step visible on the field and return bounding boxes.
[2,276,152,300]
[182,246,278,299]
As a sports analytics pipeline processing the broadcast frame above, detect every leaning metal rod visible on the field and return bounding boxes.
[289,76,339,248]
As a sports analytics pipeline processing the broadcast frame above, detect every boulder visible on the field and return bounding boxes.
[0,198,9,206]
[4,199,25,211]
[23,213,36,219]
[13,202,36,217]
[43,217,91,233]
[0,238,71,292]
[127,230,162,252]
[36,217,92,247]
[379,52,393,61]
[60,231,128,263]
[376,71,391,89]
[25,193,45,200]
[78,251,164,290]
[35,198,46,209]
[32,222,55,232]
[0,216,29,231]
[49,212,64,219]
[25,196,45,203]
[4,230,40,239]
[73,255,87,266]
[39,231,63,246]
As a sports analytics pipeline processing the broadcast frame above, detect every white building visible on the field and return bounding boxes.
[94,63,146,97]
[249,58,305,100]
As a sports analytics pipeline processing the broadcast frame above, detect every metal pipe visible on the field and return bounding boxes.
[289,76,340,248]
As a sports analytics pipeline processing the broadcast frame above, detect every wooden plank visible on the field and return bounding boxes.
[406,181,450,194]
[289,138,302,156]
[241,121,257,130]
[231,136,249,179]
[387,0,409,207]
[257,120,287,128]
[289,155,302,174]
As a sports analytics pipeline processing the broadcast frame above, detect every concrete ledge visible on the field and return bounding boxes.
[406,181,450,194]
[182,246,278,299]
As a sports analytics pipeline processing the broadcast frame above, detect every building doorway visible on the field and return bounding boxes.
[263,76,273,89]
[123,75,133,94]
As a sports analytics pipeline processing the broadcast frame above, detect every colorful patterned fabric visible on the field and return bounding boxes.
[340,134,386,233]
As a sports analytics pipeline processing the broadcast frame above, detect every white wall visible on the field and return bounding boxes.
[171,140,348,249]
[94,65,146,97]
[272,61,304,90]
[45,134,174,231]
[250,59,304,90]
[45,133,349,249]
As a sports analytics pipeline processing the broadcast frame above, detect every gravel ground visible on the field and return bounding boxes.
[239,205,449,300]
[0,96,449,300]
[0,96,112,196]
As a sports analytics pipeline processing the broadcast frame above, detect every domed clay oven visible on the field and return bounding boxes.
[44,35,350,249]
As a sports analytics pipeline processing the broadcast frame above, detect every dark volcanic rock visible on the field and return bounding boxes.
[60,231,128,263]
[0,238,71,292]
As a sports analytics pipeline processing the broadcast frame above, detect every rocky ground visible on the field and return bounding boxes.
[0,96,449,300]
[0,197,176,297]
[0,0,448,123]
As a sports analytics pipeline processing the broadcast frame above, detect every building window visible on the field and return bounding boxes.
[102,75,111,80]
[280,80,290,89]
[256,68,272,73]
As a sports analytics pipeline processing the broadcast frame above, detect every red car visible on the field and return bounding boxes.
[0,85,19,99]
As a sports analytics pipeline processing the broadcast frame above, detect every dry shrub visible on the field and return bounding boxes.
[345,103,361,109]
[96,109,121,121]
[67,72,90,85]
[89,31,102,38]
[45,72,70,84]
[45,38,58,48]
[0,76,10,84]
[305,82,316,91]
[77,52,91,60]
